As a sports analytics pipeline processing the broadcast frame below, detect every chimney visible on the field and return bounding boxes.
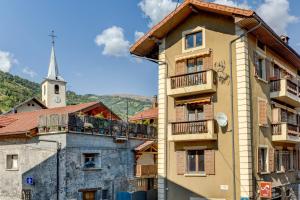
[152,95,158,108]
[280,35,290,44]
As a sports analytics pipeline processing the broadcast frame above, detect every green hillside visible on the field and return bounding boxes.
[0,71,152,119]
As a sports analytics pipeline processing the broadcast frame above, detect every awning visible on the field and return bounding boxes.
[175,97,211,106]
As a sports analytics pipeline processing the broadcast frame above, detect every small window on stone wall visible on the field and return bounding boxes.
[54,84,59,94]
[6,154,18,170]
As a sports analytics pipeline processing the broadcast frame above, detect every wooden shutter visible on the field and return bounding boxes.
[205,150,215,175]
[265,58,272,81]
[269,148,275,172]
[203,104,213,120]
[258,99,268,126]
[176,60,186,75]
[274,149,279,171]
[176,105,186,122]
[203,52,213,70]
[176,150,185,175]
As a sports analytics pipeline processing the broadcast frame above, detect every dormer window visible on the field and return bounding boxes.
[54,85,59,94]
[185,31,203,49]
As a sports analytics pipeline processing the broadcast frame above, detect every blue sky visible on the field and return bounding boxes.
[0,0,299,97]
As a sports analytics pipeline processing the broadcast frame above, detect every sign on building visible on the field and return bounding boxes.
[260,182,272,198]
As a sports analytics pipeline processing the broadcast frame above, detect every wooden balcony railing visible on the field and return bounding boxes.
[135,164,157,177]
[170,70,207,89]
[171,120,208,135]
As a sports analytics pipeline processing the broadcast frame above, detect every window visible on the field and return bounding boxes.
[185,31,203,49]
[282,150,291,171]
[275,149,283,172]
[6,154,18,170]
[187,104,204,121]
[187,57,203,73]
[54,84,59,94]
[257,40,266,51]
[83,153,99,169]
[187,150,205,174]
[102,189,108,200]
[258,147,268,173]
[257,58,266,80]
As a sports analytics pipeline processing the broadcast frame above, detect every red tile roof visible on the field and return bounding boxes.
[129,107,158,121]
[0,102,106,136]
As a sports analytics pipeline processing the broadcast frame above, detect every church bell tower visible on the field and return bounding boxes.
[41,31,66,108]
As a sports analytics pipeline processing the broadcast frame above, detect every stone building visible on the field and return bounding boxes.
[130,0,300,199]
[0,38,157,200]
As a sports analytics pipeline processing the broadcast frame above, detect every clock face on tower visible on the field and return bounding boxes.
[53,96,61,103]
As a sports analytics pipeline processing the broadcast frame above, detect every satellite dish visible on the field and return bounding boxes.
[216,112,228,127]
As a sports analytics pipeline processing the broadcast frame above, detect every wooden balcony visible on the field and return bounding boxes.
[272,123,300,143]
[270,79,300,107]
[135,164,157,178]
[167,70,216,97]
[168,120,216,141]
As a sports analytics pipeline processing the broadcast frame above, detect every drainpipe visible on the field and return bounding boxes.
[229,21,262,200]
[38,139,62,200]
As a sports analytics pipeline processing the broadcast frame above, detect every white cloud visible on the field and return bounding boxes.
[22,67,37,78]
[138,0,178,27]
[95,26,130,57]
[213,0,250,9]
[0,50,17,72]
[134,31,145,41]
[257,0,298,35]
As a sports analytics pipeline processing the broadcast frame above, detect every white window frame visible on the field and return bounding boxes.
[182,26,206,53]
[6,154,19,171]
[184,146,207,176]
[258,145,269,174]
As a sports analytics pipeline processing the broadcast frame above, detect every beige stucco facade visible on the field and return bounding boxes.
[156,10,300,200]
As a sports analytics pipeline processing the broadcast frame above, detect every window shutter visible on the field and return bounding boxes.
[205,150,215,175]
[203,53,213,70]
[265,58,272,81]
[203,104,213,120]
[176,60,186,75]
[176,151,185,175]
[269,148,275,172]
[274,150,279,171]
[258,99,268,126]
[257,149,262,173]
[176,105,186,122]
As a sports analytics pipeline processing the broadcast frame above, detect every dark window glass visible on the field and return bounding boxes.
[195,32,203,47]
[258,59,264,78]
[54,85,59,94]
[187,59,195,73]
[187,104,204,121]
[187,150,196,172]
[102,190,108,199]
[275,150,281,171]
[257,40,265,51]
[196,58,203,72]
[186,34,194,49]
[259,148,267,172]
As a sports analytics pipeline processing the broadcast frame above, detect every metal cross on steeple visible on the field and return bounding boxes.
[48,30,57,46]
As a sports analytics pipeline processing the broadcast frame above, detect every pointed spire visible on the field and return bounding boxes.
[47,31,64,81]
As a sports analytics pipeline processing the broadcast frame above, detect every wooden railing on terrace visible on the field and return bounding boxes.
[170,70,208,89]
[135,164,157,177]
[38,114,157,139]
[171,120,208,135]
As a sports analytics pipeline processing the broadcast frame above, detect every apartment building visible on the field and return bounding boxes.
[130,0,300,199]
